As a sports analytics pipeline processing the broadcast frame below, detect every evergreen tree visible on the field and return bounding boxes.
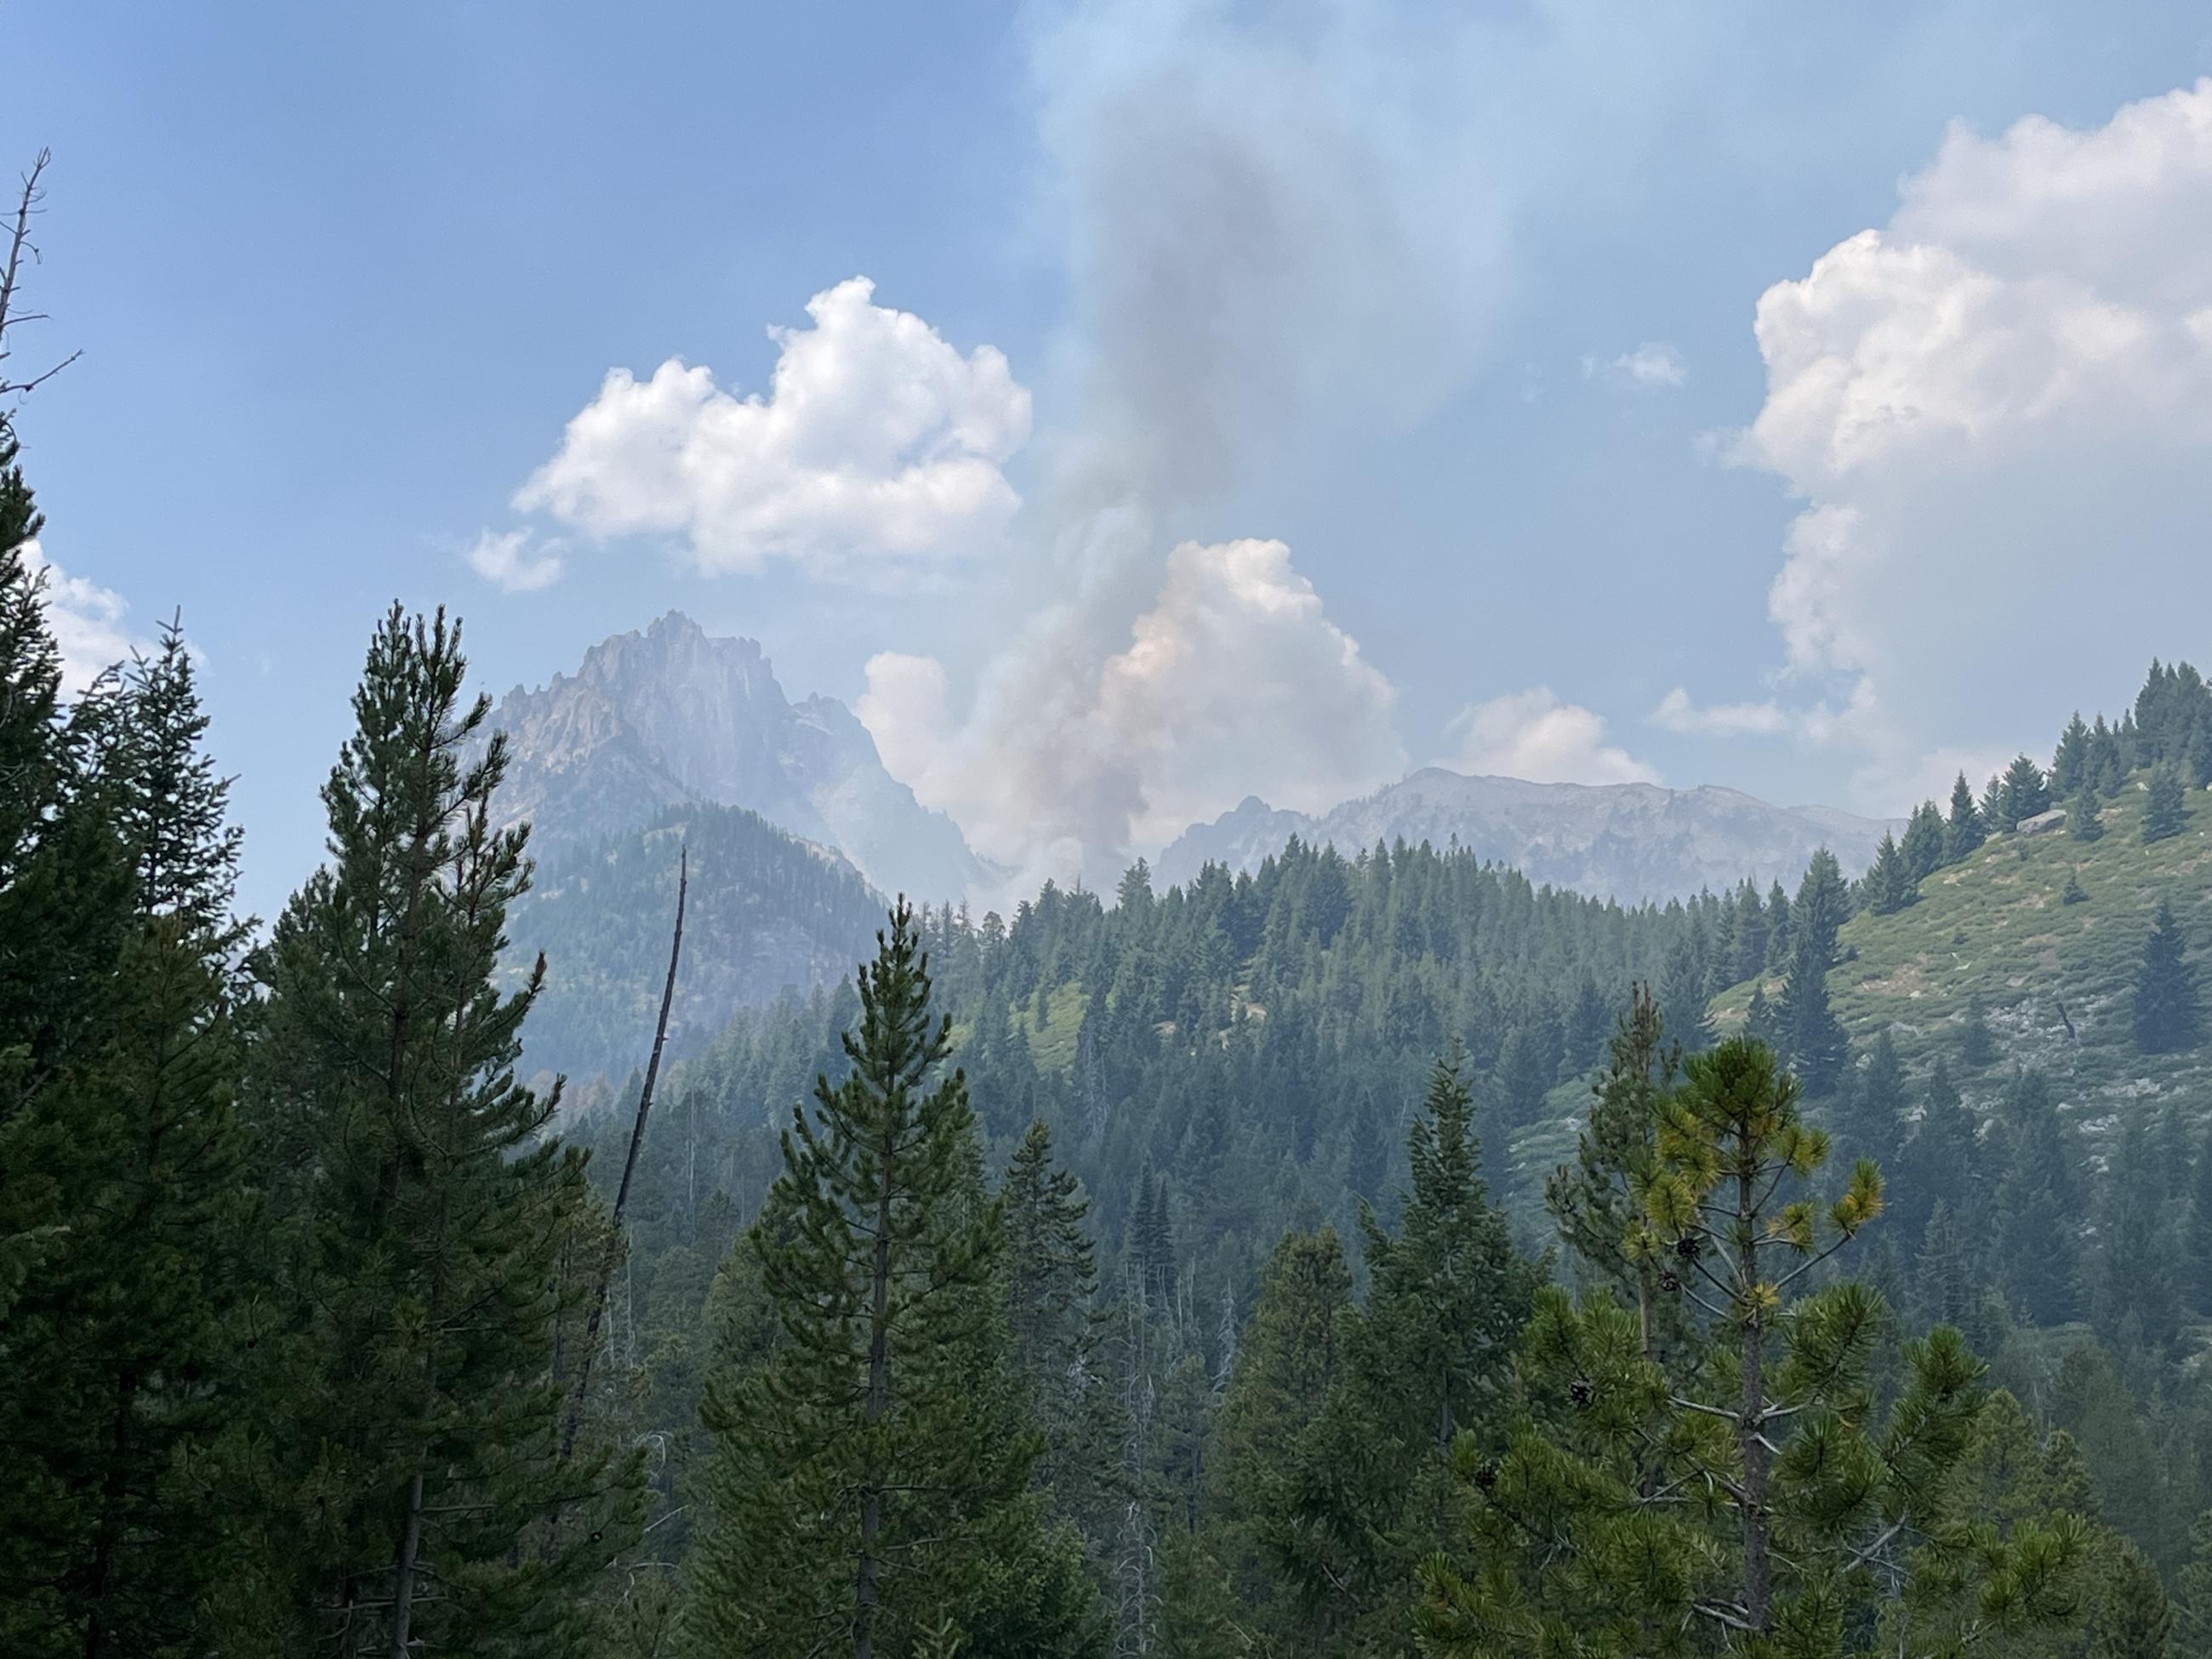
[1002,1120,1124,1567]
[1546,986,1681,1356]
[2063,869,2089,905]
[2090,1545,2171,1659]
[2069,783,2106,842]
[1916,1200,1975,1332]
[2134,898,2202,1054]
[1764,879,1793,972]
[1993,1071,2083,1325]
[1947,770,1988,863]
[0,621,254,1657]
[1901,800,1947,884]
[1420,1038,2082,1654]
[1297,1050,1537,1641]
[2144,761,2190,845]
[1993,752,2053,831]
[2187,1128,2212,1317]
[1863,830,1918,915]
[1656,933,1716,1052]
[1896,1058,1981,1250]
[1837,1026,1908,1172]
[1776,849,1850,1093]
[683,901,1098,1656]
[2052,712,2092,798]
[1206,1226,1353,1648]
[2174,1509,2212,1656]
[1959,996,1998,1069]
[236,608,633,1655]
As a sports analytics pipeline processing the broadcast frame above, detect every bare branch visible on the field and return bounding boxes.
[0,148,80,408]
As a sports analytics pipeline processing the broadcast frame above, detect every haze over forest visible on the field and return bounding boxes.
[14,7,2212,1657]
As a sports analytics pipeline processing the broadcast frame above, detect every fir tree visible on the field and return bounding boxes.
[1901,800,1947,884]
[1206,1226,1352,1647]
[1993,1071,2083,1325]
[1656,934,1716,1052]
[2143,761,2190,845]
[1993,752,2053,831]
[1776,849,1850,1093]
[1947,770,1988,862]
[2133,898,2201,1054]
[2052,712,2092,798]
[1916,1201,1975,1332]
[2069,783,2106,842]
[236,608,633,1655]
[1960,996,1998,1069]
[1002,1120,1123,1565]
[1863,830,1918,915]
[2063,869,2089,905]
[683,901,1097,1657]
[0,621,254,1657]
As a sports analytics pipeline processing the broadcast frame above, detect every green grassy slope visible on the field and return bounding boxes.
[1715,781,2212,1132]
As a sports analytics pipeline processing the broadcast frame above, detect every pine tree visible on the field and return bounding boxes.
[1657,934,1716,1052]
[1896,1058,1981,1250]
[1960,996,1998,1069]
[1837,1026,1908,1172]
[2063,869,2089,905]
[1863,830,1918,915]
[2187,1129,2212,1317]
[1916,1201,1975,1331]
[1947,770,1988,863]
[2069,784,2105,842]
[235,607,633,1655]
[683,901,1098,1656]
[2144,761,2189,845]
[2133,898,2201,1054]
[1420,1038,2083,1653]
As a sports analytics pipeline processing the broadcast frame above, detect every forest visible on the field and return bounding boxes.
[11,346,2212,1656]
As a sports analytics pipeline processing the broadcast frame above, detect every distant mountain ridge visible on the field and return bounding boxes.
[1154,768,1901,904]
[482,611,987,902]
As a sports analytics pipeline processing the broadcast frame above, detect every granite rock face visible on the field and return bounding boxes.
[483,612,986,903]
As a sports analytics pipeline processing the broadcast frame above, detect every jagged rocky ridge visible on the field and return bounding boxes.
[1155,768,1899,904]
[482,611,987,903]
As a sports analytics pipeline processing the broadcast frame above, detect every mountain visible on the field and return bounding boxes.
[506,802,886,1082]
[482,611,985,902]
[1714,776,2212,1133]
[1154,768,1901,904]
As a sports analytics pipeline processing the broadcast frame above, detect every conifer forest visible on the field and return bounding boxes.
[16,20,2212,1658]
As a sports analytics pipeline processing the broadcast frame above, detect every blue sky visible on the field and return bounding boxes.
[13,2,2212,911]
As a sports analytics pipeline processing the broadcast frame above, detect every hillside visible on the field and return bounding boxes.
[1716,779,2212,1133]
[482,611,988,902]
[506,801,886,1083]
[1156,769,1899,904]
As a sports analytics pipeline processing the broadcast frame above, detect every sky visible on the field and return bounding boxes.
[12,1,2212,914]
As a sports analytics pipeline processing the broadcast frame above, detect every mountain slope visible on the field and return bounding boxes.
[507,802,887,1082]
[1715,781,2212,1129]
[484,611,985,901]
[1156,769,1899,904]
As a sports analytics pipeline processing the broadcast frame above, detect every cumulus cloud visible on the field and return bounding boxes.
[1649,686,1791,737]
[1696,79,2212,808]
[464,527,564,593]
[512,277,1030,583]
[860,539,1404,876]
[1441,687,1659,786]
[20,540,144,694]
[1582,341,1687,389]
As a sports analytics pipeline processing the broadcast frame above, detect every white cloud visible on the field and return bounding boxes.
[464,527,564,593]
[20,540,144,694]
[1688,78,2212,811]
[1582,341,1687,389]
[1649,686,1790,737]
[513,277,1031,583]
[1441,687,1658,785]
[859,539,1403,877]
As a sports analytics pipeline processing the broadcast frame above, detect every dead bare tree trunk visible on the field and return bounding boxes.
[559,845,686,1462]
[1,149,82,410]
